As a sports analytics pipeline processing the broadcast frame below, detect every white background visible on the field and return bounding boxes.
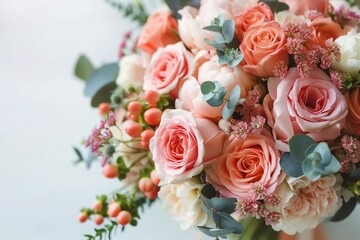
[0,0,359,239]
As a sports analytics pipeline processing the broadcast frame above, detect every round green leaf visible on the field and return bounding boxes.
[201,81,216,94]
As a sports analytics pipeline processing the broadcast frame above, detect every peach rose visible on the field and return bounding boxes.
[137,11,179,54]
[116,54,145,89]
[178,0,258,51]
[279,0,328,15]
[143,42,195,98]
[310,17,349,48]
[346,87,360,135]
[205,134,281,200]
[234,2,274,40]
[150,109,226,184]
[240,21,288,78]
[176,56,256,120]
[273,175,342,235]
[263,67,348,152]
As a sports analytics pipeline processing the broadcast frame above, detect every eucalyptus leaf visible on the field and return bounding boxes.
[204,39,227,52]
[75,55,94,80]
[289,134,315,162]
[260,0,289,13]
[90,82,117,107]
[203,92,216,101]
[280,152,304,177]
[222,104,235,120]
[228,85,240,109]
[198,226,235,238]
[222,20,235,44]
[84,63,119,97]
[201,81,216,94]
[203,25,223,33]
[164,0,200,19]
[217,211,244,234]
[209,198,237,214]
[201,183,218,198]
[331,197,357,222]
[207,97,224,107]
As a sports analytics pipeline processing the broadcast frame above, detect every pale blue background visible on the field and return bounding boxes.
[0,0,359,239]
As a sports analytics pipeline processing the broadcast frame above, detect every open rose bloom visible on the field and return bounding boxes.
[77,1,360,240]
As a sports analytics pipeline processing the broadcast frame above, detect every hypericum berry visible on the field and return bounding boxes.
[78,212,88,223]
[127,112,138,121]
[150,170,160,185]
[98,103,111,116]
[145,187,159,200]
[140,129,155,143]
[125,122,143,138]
[127,101,143,115]
[144,90,161,106]
[140,140,149,149]
[144,108,162,126]
[102,164,118,178]
[92,200,102,212]
[138,177,156,193]
[117,210,132,226]
[107,202,121,218]
[94,214,104,225]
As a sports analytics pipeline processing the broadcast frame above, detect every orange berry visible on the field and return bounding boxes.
[102,164,118,178]
[144,90,161,106]
[126,112,138,121]
[140,129,155,143]
[107,202,121,218]
[138,177,156,193]
[117,210,132,226]
[143,108,162,126]
[98,103,111,116]
[92,201,102,212]
[150,170,160,185]
[140,140,149,149]
[125,122,143,138]
[127,101,142,115]
[78,212,88,223]
[94,214,104,225]
[145,187,159,200]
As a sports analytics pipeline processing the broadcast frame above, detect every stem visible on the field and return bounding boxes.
[128,153,148,169]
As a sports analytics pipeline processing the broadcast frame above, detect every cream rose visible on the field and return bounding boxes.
[273,175,343,235]
[158,178,214,230]
[150,109,226,184]
[143,42,194,98]
[332,29,360,76]
[116,54,145,89]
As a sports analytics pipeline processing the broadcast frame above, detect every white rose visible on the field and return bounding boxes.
[158,178,214,230]
[272,175,343,235]
[332,29,360,76]
[116,54,145,89]
[274,11,310,25]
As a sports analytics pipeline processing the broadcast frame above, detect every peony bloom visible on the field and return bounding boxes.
[234,2,274,40]
[310,17,349,49]
[137,11,179,54]
[116,54,145,89]
[240,21,288,78]
[143,42,195,98]
[176,56,256,120]
[273,175,343,235]
[158,178,214,230]
[279,0,328,15]
[205,134,281,200]
[263,67,348,152]
[346,87,360,135]
[332,29,360,76]
[150,109,226,184]
[178,0,257,52]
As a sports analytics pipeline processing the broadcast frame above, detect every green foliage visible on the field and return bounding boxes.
[75,55,95,81]
[73,146,97,169]
[222,85,240,121]
[259,0,289,13]
[105,0,148,25]
[116,157,130,180]
[198,195,243,239]
[203,15,242,67]
[165,0,201,19]
[84,220,118,240]
[84,63,119,107]
[331,197,358,222]
[280,135,341,181]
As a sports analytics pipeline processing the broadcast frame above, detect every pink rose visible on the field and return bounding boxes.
[240,21,288,77]
[263,67,348,152]
[279,0,328,15]
[176,56,256,120]
[143,42,195,98]
[234,2,274,40]
[205,134,281,200]
[137,11,179,54]
[150,109,226,184]
[178,0,258,51]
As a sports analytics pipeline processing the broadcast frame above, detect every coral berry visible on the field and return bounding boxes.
[144,90,160,106]
[127,101,142,115]
[144,108,162,126]
[107,202,121,218]
[94,214,104,225]
[78,212,88,223]
[150,170,160,185]
[117,210,132,226]
[125,122,143,138]
[92,200,102,212]
[138,177,156,193]
[98,103,111,116]
[102,164,118,178]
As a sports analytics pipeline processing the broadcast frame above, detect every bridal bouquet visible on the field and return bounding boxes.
[74,0,360,239]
